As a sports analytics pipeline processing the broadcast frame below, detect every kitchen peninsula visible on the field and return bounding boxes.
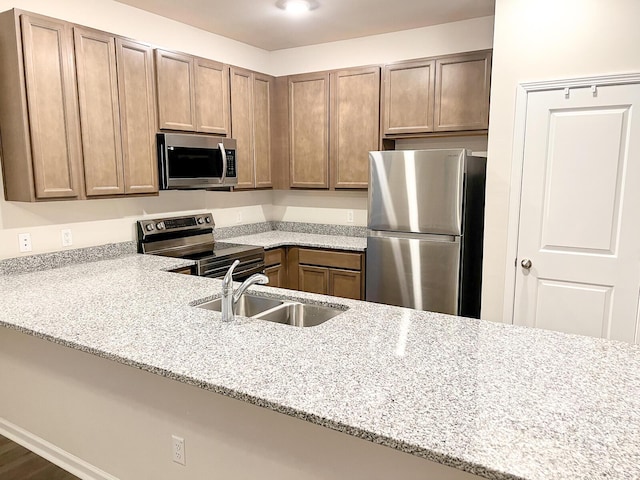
[1,250,639,480]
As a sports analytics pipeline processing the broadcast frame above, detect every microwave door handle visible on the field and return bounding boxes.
[218,143,227,184]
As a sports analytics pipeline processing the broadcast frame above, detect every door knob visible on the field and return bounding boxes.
[521,258,532,270]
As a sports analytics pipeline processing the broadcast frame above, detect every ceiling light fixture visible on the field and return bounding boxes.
[276,0,318,14]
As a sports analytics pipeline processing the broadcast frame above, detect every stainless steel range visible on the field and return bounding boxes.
[137,213,264,280]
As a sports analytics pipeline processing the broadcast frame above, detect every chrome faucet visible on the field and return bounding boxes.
[221,259,269,321]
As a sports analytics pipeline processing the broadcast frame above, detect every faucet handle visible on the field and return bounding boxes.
[223,259,240,287]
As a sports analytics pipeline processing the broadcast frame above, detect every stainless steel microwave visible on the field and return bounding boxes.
[157,133,238,190]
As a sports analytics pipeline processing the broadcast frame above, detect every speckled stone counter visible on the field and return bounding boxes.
[224,230,367,252]
[1,255,639,480]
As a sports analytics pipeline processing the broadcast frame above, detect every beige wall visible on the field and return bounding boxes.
[483,0,640,321]
[0,1,494,259]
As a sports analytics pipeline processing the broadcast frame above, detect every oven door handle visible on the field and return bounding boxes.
[218,142,227,184]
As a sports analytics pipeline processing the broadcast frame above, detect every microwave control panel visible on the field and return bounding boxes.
[226,151,236,177]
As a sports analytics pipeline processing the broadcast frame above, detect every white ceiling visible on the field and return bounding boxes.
[113,0,495,51]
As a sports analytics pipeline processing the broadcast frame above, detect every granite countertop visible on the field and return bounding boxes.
[1,254,639,480]
[223,230,367,252]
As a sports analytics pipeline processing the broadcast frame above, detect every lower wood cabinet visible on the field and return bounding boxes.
[288,247,364,300]
[264,247,287,288]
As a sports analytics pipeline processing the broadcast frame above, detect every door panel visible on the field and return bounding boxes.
[195,58,229,135]
[541,108,627,253]
[155,49,195,131]
[289,73,329,188]
[299,265,329,295]
[254,74,273,188]
[368,150,464,234]
[117,38,158,194]
[74,28,124,196]
[21,15,82,199]
[514,84,640,343]
[366,234,461,314]
[230,67,254,189]
[534,279,612,338]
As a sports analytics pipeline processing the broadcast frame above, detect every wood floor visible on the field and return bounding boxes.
[0,434,79,479]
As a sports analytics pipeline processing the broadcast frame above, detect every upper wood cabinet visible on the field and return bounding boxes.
[195,58,230,135]
[74,28,157,197]
[382,50,491,135]
[288,67,379,190]
[0,10,158,202]
[330,67,380,189]
[288,72,330,188]
[155,49,230,135]
[231,67,273,189]
[116,38,159,194]
[0,11,84,201]
[383,59,435,135]
[74,27,124,196]
[155,49,196,131]
[253,73,273,188]
[433,51,492,132]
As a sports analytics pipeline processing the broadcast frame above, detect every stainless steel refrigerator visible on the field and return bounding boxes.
[365,149,486,318]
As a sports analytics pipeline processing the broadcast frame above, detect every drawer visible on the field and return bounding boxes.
[298,248,362,270]
[265,247,285,267]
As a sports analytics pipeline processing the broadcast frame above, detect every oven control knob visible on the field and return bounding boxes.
[145,224,154,232]
[197,217,205,224]
[205,217,212,223]
[156,222,165,230]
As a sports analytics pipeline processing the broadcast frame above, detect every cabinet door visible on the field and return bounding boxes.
[254,73,273,188]
[289,73,329,188]
[298,265,329,295]
[265,265,286,288]
[195,58,230,134]
[155,49,195,131]
[382,59,435,135]
[434,51,491,132]
[21,14,83,199]
[117,38,158,194]
[74,27,124,196]
[230,67,255,189]
[330,67,380,189]
[329,268,362,300]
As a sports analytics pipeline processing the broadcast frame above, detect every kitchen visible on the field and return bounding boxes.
[1,0,640,479]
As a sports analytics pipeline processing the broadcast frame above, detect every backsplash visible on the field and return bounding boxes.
[0,242,136,275]
[215,222,367,239]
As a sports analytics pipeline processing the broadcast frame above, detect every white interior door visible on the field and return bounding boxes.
[513,83,640,343]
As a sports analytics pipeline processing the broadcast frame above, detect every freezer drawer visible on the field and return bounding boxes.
[365,234,461,314]
[368,149,465,235]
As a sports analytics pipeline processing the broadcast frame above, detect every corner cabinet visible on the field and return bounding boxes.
[288,247,365,300]
[155,49,230,135]
[330,67,380,189]
[230,67,273,189]
[287,67,380,190]
[382,50,492,135]
[0,11,83,201]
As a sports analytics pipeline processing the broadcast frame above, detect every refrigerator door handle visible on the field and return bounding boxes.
[368,230,460,243]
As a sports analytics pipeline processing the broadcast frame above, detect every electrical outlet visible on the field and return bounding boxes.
[236,211,243,224]
[347,210,354,223]
[18,233,32,252]
[172,435,185,466]
[61,229,73,247]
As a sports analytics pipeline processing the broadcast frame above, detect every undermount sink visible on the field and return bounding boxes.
[196,294,344,327]
[253,302,342,327]
[197,294,284,317]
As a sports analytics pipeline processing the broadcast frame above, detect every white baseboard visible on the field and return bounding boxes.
[0,418,119,480]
